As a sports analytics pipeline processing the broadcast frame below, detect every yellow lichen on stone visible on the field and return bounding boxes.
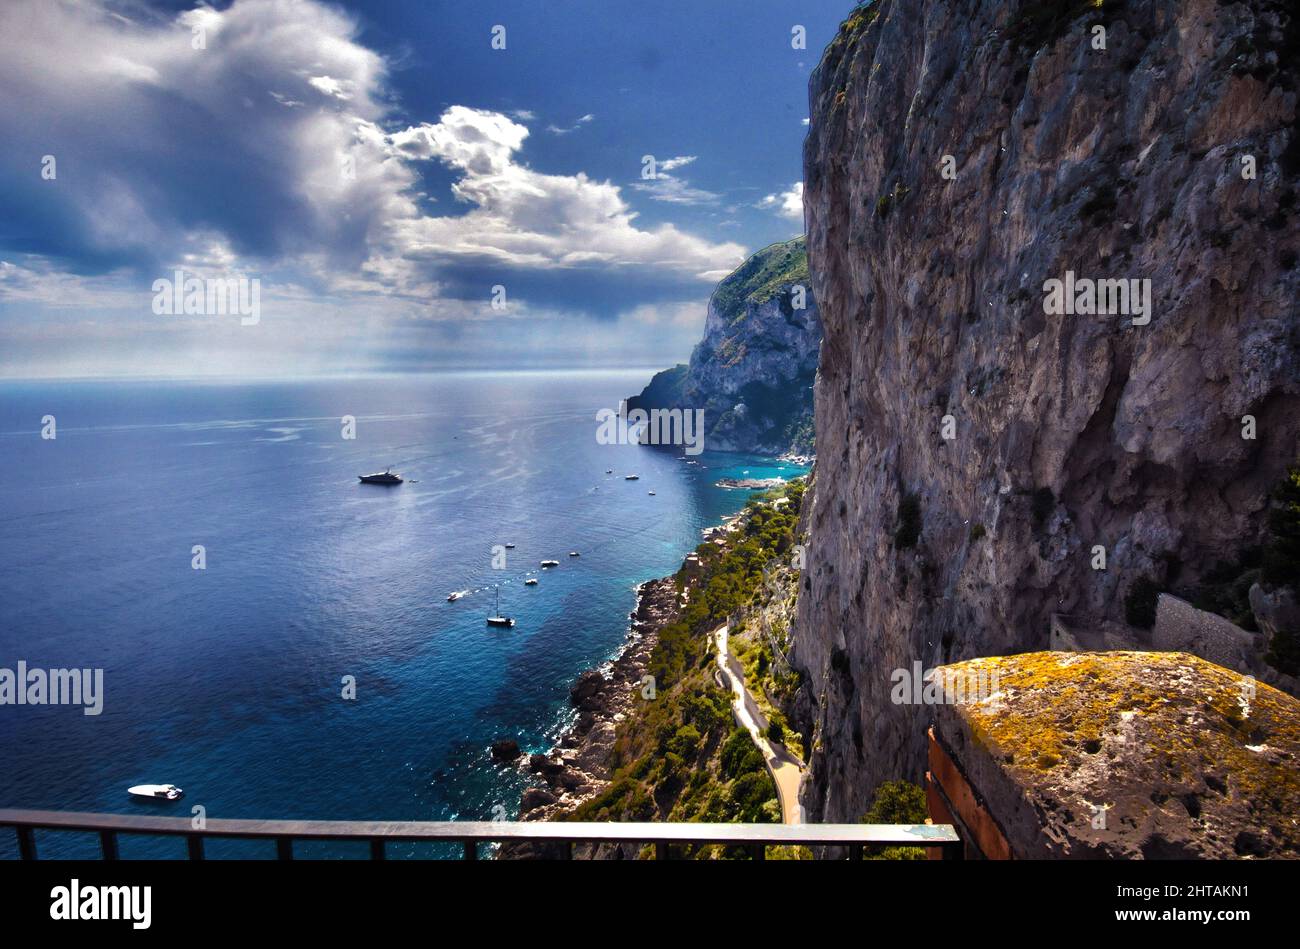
[936,651,1300,855]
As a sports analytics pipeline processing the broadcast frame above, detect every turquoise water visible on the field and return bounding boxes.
[0,371,805,857]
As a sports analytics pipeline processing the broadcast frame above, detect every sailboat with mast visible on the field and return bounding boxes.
[486,585,515,627]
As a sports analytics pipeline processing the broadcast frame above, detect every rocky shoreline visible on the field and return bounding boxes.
[504,573,683,836]
[715,476,786,490]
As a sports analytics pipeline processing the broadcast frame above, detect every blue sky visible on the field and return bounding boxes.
[0,0,851,377]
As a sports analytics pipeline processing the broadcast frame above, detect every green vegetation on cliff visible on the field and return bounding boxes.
[709,237,809,325]
[730,550,805,758]
[568,480,807,858]
[861,780,929,860]
[625,363,687,416]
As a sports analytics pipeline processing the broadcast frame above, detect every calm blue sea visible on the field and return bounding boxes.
[0,371,805,858]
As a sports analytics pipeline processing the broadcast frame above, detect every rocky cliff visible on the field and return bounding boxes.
[630,238,822,456]
[793,0,1300,823]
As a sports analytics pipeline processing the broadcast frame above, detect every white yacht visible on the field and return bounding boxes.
[128,784,183,801]
[359,468,403,485]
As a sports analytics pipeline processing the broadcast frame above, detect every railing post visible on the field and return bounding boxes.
[749,844,765,861]
[276,837,294,860]
[848,844,862,861]
[99,830,118,860]
[187,835,205,860]
[371,839,386,860]
[16,826,36,861]
[655,841,668,860]
[462,841,477,861]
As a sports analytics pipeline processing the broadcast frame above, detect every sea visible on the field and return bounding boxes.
[0,371,806,857]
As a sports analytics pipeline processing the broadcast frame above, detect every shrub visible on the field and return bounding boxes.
[667,724,701,760]
[862,780,929,860]
[658,753,686,794]
[766,719,784,743]
[969,522,986,542]
[720,727,764,780]
[684,690,730,733]
[729,772,778,823]
[863,780,927,824]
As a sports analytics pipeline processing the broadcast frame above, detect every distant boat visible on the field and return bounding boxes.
[540,560,559,568]
[128,784,183,801]
[359,468,402,485]
[447,590,469,602]
[605,468,613,474]
[569,551,580,558]
[625,474,639,481]
[648,491,656,496]
[486,587,515,628]
[525,578,538,586]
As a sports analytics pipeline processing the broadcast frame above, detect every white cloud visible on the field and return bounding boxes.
[545,113,595,135]
[758,182,804,221]
[629,156,719,206]
[630,177,720,206]
[386,108,740,277]
[307,75,352,100]
[0,0,743,306]
[618,300,704,328]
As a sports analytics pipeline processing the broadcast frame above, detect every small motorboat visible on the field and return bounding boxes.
[540,560,559,568]
[128,784,183,801]
[524,578,538,586]
[605,468,614,474]
[359,468,403,485]
[504,543,516,549]
[569,551,580,558]
[447,590,469,602]
[648,491,656,496]
[624,474,639,480]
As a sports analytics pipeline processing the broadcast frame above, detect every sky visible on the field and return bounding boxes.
[0,0,851,378]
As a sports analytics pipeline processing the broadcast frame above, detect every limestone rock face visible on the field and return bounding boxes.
[630,238,822,455]
[793,0,1300,822]
[931,652,1300,859]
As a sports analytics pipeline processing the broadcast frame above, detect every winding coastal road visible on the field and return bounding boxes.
[712,624,806,824]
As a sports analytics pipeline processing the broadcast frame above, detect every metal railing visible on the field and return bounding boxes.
[0,809,961,860]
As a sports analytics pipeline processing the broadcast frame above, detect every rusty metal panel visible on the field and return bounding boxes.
[927,727,1013,860]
